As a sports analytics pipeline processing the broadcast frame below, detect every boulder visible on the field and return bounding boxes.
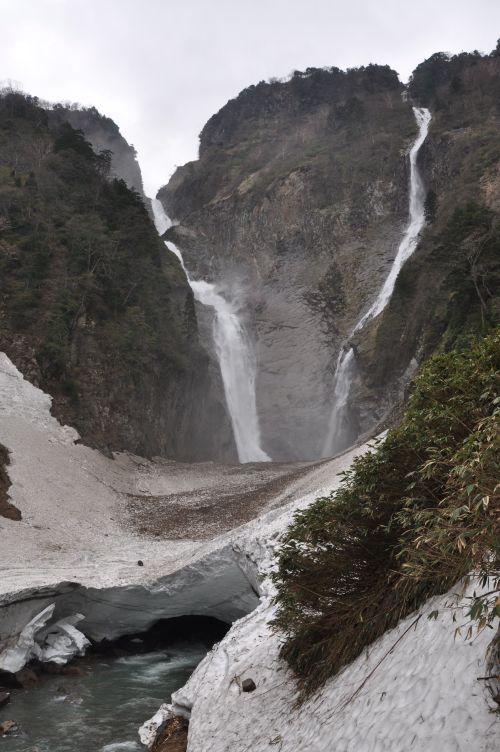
[0,719,18,735]
[241,677,256,693]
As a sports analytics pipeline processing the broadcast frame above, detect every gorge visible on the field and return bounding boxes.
[0,44,499,752]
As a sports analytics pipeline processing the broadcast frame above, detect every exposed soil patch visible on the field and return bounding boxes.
[153,716,188,752]
[0,443,21,521]
[127,460,325,540]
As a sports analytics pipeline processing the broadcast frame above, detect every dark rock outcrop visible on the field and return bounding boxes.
[0,719,18,736]
[0,444,21,521]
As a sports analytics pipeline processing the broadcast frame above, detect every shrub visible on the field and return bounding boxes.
[272,329,499,699]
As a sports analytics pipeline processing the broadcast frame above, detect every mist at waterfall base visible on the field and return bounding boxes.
[322,107,432,458]
[152,200,270,464]
[2,642,206,752]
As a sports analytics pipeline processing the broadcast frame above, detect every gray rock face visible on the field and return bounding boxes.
[350,51,500,435]
[160,67,416,460]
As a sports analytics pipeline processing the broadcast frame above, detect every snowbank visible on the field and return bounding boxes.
[4,349,495,751]
[140,471,500,751]
[0,352,362,671]
[0,605,89,673]
[171,581,499,752]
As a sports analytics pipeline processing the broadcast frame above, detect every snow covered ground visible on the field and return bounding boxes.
[1,351,497,751]
[0,352,362,662]
[168,549,500,752]
[137,416,499,751]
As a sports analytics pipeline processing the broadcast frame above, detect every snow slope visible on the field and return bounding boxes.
[144,473,500,752]
[1,351,497,751]
[0,352,363,665]
[173,582,498,752]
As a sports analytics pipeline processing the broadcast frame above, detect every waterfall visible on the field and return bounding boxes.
[322,106,431,457]
[321,347,355,457]
[152,200,270,464]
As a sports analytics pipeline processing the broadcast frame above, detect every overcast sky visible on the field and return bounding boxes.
[1,0,499,195]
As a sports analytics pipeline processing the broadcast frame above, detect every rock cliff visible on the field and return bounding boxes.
[159,55,500,459]
[0,91,232,461]
[159,66,417,460]
[49,105,147,199]
[351,49,500,431]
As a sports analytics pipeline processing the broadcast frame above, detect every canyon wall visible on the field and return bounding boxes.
[0,91,233,461]
[351,50,500,429]
[159,66,417,460]
[159,55,500,459]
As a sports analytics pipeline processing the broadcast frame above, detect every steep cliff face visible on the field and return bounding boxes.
[160,55,500,459]
[350,50,500,431]
[159,65,416,460]
[49,105,147,199]
[0,91,232,461]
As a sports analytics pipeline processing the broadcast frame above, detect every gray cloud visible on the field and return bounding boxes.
[1,0,498,195]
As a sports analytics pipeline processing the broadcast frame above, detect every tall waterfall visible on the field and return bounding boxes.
[322,106,432,457]
[152,200,270,463]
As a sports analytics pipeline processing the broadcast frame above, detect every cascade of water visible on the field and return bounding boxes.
[321,347,355,457]
[152,200,270,463]
[322,106,431,457]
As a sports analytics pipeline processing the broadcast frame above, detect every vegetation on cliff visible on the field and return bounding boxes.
[160,63,414,223]
[409,45,500,114]
[354,46,500,431]
[0,90,203,457]
[50,104,147,198]
[273,329,500,698]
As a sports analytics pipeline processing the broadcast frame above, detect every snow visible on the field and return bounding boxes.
[1,350,497,751]
[159,551,499,752]
[0,605,89,672]
[138,704,175,748]
[0,351,362,665]
[167,593,497,749]
[36,612,90,664]
[171,582,499,752]
[140,450,500,751]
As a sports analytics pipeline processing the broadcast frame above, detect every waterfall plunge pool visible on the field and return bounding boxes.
[0,616,229,752]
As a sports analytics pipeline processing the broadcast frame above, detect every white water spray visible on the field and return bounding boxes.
[322,106,431,457]
[152,200,270,463]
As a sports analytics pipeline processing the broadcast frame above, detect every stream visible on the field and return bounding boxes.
[0,640,207,751]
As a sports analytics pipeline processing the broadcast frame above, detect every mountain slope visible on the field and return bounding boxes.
[49,104,149,204]
[352,48,500,428]
[159,52,500,459]
[159,65,416,460]
[0,90,232,460]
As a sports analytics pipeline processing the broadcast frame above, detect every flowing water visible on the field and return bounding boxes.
[152,200,270,463]
[1,642,206,752]
[321,347,355,458]
[322,107,432,457]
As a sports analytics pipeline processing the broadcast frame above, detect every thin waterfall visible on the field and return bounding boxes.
[322,106,432,457]
[152,200,270,463]
[321,347,355,457]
